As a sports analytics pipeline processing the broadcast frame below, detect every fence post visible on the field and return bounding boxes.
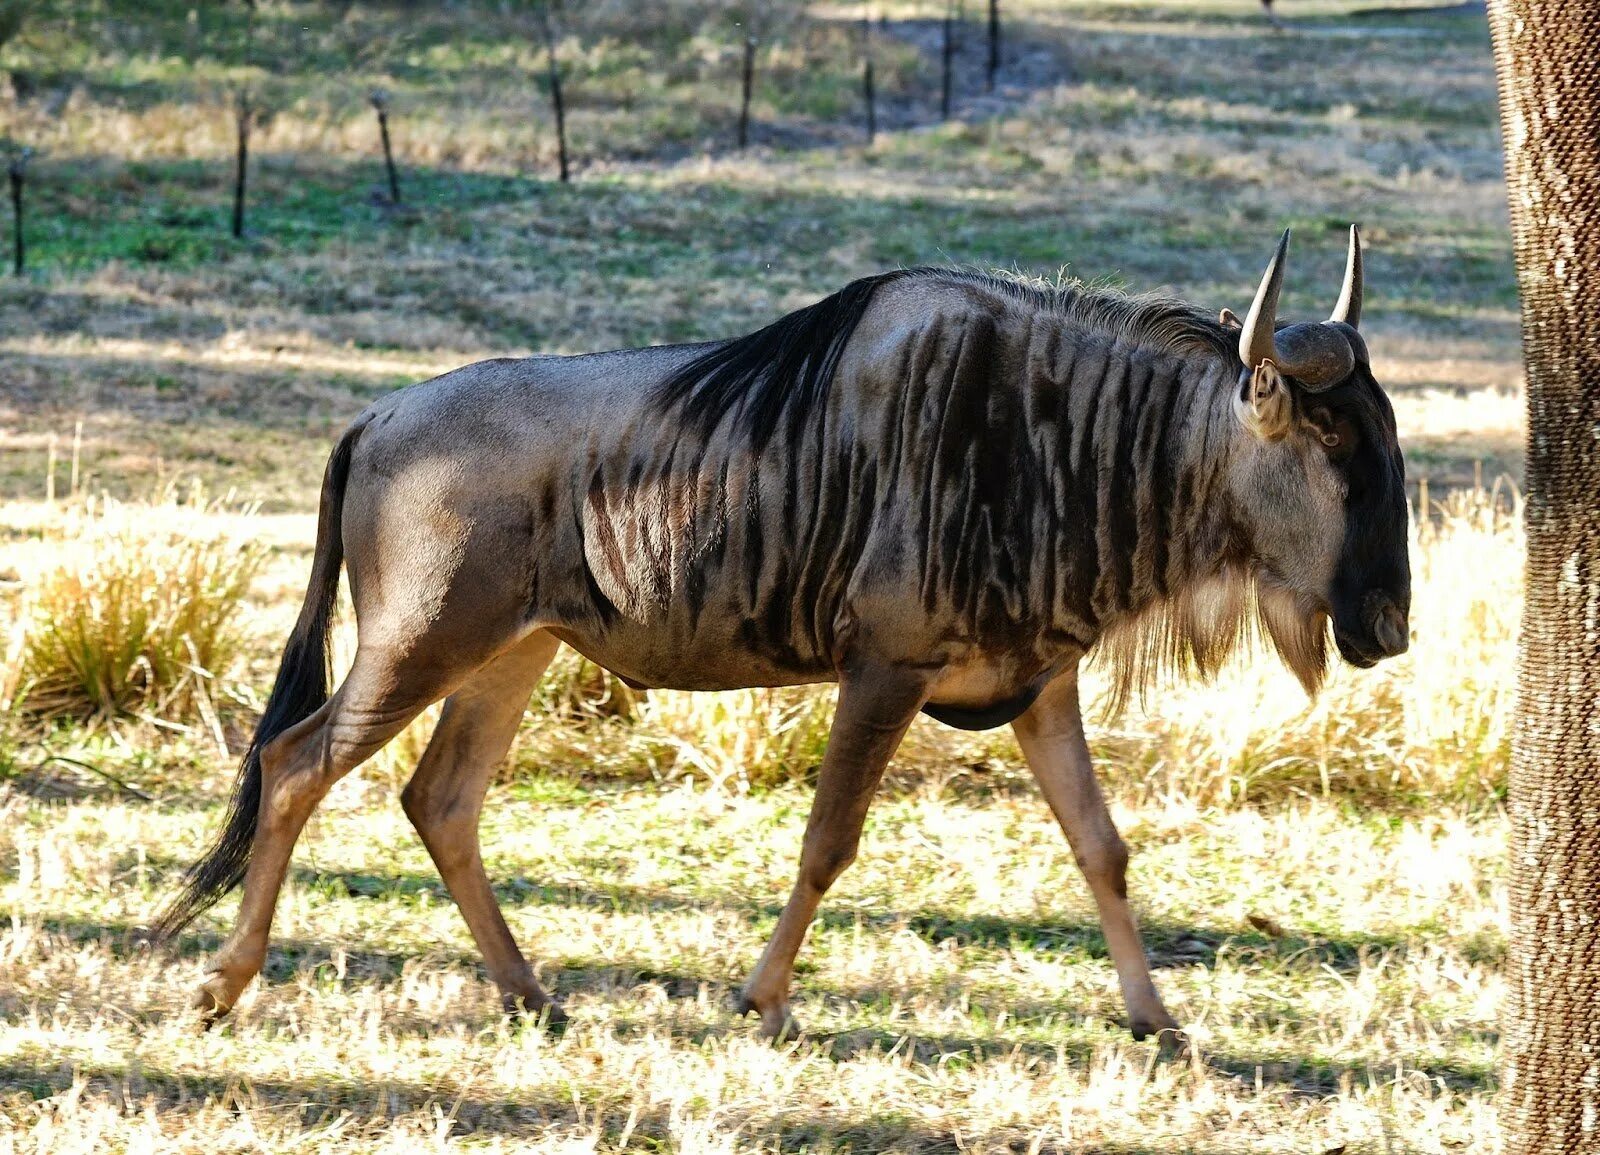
[232,89,249,238]
[987,0,999,91]
[941,3,955,121]
[8,147,29,276]
[738,35,757,150]
[231,0,256,239]
[371,88,401,204]
[862,15,876,144]
[539,7,570,183]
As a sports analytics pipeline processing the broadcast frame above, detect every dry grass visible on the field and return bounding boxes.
[4,486,265,726]
[0,0,905,171]
[0,779,1502,1154]
[514,652,837,793]
[0,0,1519,1150]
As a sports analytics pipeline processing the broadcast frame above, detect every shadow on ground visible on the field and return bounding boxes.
[0,1048,1299,1153]
[22,900,1495,1100]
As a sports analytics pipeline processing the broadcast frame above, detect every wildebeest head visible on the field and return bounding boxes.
[1224,227,1410,688]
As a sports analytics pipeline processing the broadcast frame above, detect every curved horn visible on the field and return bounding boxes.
[1239,229,1290,369]
[1274,322,1355,390]
[1330,224,1362,328]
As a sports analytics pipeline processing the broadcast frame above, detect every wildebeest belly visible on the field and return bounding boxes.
[920,693,1041,730]
[545,621,836,693]
[920,660,1057,730]
[551,621,1059,733]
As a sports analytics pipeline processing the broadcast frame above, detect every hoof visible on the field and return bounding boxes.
[734,989,800,1042]
[505,995,568,1035]
[1155,1027,1191,1061]
[192,977,234,1030]
[1132,1020,1190,1061]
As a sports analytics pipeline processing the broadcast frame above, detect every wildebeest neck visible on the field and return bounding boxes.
[903,307,1241,651]
[571,271,1243,687]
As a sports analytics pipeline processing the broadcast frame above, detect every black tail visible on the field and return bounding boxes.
[153,421,364,940]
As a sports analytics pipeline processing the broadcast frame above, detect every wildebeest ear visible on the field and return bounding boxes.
[1218,307,1242,331]
[1234,362,1293,441]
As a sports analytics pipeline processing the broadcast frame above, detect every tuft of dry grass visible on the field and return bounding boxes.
[6,487,266,725]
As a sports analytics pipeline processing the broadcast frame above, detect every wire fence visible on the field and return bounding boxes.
[0,2,1046,271]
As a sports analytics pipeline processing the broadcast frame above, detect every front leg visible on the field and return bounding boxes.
[737,663,931,1039]
[1011,669,1183,1047]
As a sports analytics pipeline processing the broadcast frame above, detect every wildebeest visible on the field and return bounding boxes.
[155,228,1409,1047]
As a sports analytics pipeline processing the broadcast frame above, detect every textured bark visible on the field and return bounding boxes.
[1488,5,1600,1152]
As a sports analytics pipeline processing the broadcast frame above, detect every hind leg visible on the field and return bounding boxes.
[400,630,562,1019]
[194,645,461,1019]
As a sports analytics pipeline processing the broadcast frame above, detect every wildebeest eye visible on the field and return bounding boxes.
[1307,406,1356,460]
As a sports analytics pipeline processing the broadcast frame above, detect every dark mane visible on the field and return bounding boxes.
[934,266,1238,362]
[652,266,1235,452]
[652,269,912,452]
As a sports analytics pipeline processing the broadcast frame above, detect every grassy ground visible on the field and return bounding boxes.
[0,1,1514,1151]
[2,781,1500,1152]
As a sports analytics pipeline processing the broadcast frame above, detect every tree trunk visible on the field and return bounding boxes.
[1487,5,1600,1152]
